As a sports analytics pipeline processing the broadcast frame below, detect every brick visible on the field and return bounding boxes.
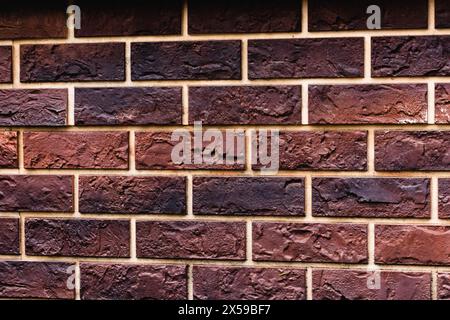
[189,86,301,125]
[193,266,306,300]
[188,0,301,34]
[248,38,364,79]
[0,175,73,212]
[75,0,182,37]
[309,0,428,31]
[24,132,129,169]
[75,87,182,125]
[0,131,18,168]
[309,85,428,124]
[375,131,450,171]
[0,46,12,83]
[79,176,185,214]
[436,0,450,29]
[375,225,450,265]
[313,178,430,218]
[253,222,367,263]
[135,131,245,170]
[372,36,450,77]
[193,177,305,216]
[0,89,67,126]
[438,273,450,299]
[0,218,19,255]
[436,84,450,124]
[253,131,367,171]
[136,221,246,260]
[439,179,450,219]
[21,43,125,82]
[0,261,74,299]
[26,219,130,258]
[313,269,431,300]
[132,41,241,80]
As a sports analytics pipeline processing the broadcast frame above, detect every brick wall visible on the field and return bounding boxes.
[0,0,449,300]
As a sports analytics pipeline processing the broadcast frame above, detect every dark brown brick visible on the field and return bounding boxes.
[24,132,129,169]
[0,218,19,255]
[0,261,74,299]
[79,176,186,214]
[372,36,450,77]
[193,177,304,216]
[375,131,450,171]
[26,219,130,258]
[132,41,241,80]
[193,266,306,300]
[248,38,364,79]
[188,0,301,34]
[313,178,430,218]
[0,175,73,212]
[436,84,450,124]
[253,222,368,263]
[438,273,450,299]
[0,46,12,83]
[0,131,18,168]
[0,89,67,126]
[21,43,125,82]
[309,85,428,124]
[136,221,246,260]
[436,0,450,29]
[439,179,450,219]
[313,269,431,300]
[189,86,301,125]
[75,87,182,125]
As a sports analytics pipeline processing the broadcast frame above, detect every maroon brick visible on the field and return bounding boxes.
[375,131,450,171]
[26,219,130,258]
[313,269,431,300]
[21,43,125,82]
[436,84,450,124]
[438,273,450,299]
[309,85,428,124]
[0,218,19,255]
[189,0,301,34]
[136,221,246,260]
[24,132,129,169]
[439,179,450,219]
[75,0,182,37]
[309,0,427,31]
[375,225,450,265]
[189,86,301,125]
[253,222,368,263]
[79,176,186,214]
[0,89,67,126]
[0,261,74,299]
[193,266,306,300]
[0,175,73,212]
[132,41,241,80]
[436,0,450,29]
[372,36,450,77]
[193,177,305,216]
[248,38,364,79]
[80,263,187,300]
[0,131,18,168]
[75,87,182,125]
[313,178,430,218]
[0,46,12,83]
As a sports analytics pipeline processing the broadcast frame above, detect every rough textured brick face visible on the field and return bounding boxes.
[372,36,450,77]
[248,38,364,79]
[193,177,305,216]
[26,219,130,258]
[21,43,125,82]
[75,87,182,125]
[0,131,18,168]
[193,266,306,300]
[313,178,430,218]
[136,221,246,260]
[0,218,19,255]
[309,85,428,124]
[313,270,431,300]
[439,179,450,219]
[438,273,450,300]
[79,176,186,214]
[0,175,73,212]
[436,0,450,29]
[189,86,301,125]
[253,222,368,263]
[81,264,187,300]
[0,46,12,83]
[436,84,450,124]
[375,225,450,265]
[375,131,450,171]
[24,132,129,169]
[188,0,301,34]
[132,41,241,80]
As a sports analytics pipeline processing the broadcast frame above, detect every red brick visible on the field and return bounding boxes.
[0,218,19,255]
[0,131,18,168]
[438,273,450,299]
[436,84,450,124]
[436,0,450,29]
[439,179,450,219]
[0,46,12,83]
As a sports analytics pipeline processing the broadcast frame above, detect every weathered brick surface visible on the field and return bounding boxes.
[438,273,450,300]
[436,0,450,29]
[436,84,450,124]
[0,131,18,168]
[0,218,19,255]
[439,179,450,219]
[0,46,12,83]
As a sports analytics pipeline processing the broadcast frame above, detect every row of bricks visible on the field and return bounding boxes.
[1,36,450,83]
[0,0,448,39]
